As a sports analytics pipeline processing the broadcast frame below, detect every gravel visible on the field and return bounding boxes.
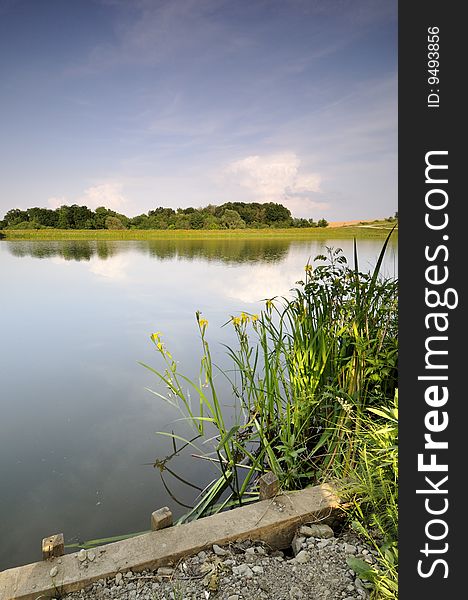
[61,528,376,600]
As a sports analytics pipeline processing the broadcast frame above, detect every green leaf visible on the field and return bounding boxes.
[346,556,376,581]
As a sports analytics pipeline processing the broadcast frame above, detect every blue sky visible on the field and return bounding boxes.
[0,0,397,220]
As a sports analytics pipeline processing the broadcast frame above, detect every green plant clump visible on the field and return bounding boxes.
[143,232,398,598]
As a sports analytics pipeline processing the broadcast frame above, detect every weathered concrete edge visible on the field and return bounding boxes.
[0,483,342,600]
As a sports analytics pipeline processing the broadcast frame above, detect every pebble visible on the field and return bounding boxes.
[49,566,58,577]
[289,585,305,599]
[291,535,305,556]
[300,524,334,539]
[213,544,228,556]
[78,549,87,562]
[87,550,96,562]
[58,528,379,600]
[295,550,310,564]
[355,577,366,591]
[252,565,264,574]
[233,563,253,578]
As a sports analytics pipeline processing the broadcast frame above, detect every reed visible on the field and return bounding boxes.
[142,229,398,594]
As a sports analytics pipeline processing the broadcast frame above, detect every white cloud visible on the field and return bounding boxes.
[224,153,328,217]
[79,183,128,212]
[47,196,68,209]
[89,255,130,281]
[223,263,302,304]
[47,182,129,213]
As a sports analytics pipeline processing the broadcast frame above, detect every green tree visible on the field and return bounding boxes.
[27,207,58,227]
[105,216,126,230]
[57,206,72,229]
[94,206,110,229]
[221,209,246,229]
[189,211,205,229]
[3,208,29,227]
[263,202,291,224]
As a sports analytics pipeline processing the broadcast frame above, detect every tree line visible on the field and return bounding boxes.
[0,202,329,230]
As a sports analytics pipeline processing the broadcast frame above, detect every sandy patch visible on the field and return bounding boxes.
[328,219,377,228]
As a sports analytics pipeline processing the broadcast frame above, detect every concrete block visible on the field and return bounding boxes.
[258,471,279,500]
[0,483,340,600]
[151,506,173,531]
[42,533,64,559]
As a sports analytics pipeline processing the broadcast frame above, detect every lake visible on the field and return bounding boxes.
[0,236,397,570]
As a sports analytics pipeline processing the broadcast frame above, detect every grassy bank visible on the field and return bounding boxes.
[1,222,397,241]
[143,232,398,598]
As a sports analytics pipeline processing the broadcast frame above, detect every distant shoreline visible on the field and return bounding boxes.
[0,222,397,241]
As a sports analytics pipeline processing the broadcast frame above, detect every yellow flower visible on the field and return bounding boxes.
[199,318,209,329]
[265,299,274,311]
[305,264,313,272]
[232,316,241,326]
[240,312,249,324]
[151,331,162,343]
[251,314,258,322]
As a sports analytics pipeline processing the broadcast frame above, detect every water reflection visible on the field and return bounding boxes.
[6,238,290,264]
[0,236,397,571]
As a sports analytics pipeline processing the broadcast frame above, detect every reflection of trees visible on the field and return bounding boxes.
[144,239,290,264]
[6,239,291,264]
[6,241,119,261]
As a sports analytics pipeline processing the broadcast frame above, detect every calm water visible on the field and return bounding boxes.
[0,237,397,570]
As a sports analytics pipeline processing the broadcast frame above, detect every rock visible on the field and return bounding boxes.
[317,539,332,549]
[245,547,256,555]
[289,585,305,599]
[252,565,264,574]
[213,544,228,556]
[115,573,123,585]
[158,566,174,576]
[87,550,96,562]
[233,563,253,579]
[344,543,357,555]
[355,577,366,591]
[259,579,271,593]
[300,524,334,539]
[78,549,87,562]
[295,550,310,564]
[223,559,235,566]
[227,595,240,600]
[291,534,306,556]
[49,566,58,577]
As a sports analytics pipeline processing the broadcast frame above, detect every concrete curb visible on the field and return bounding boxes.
[0,483,341,600]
